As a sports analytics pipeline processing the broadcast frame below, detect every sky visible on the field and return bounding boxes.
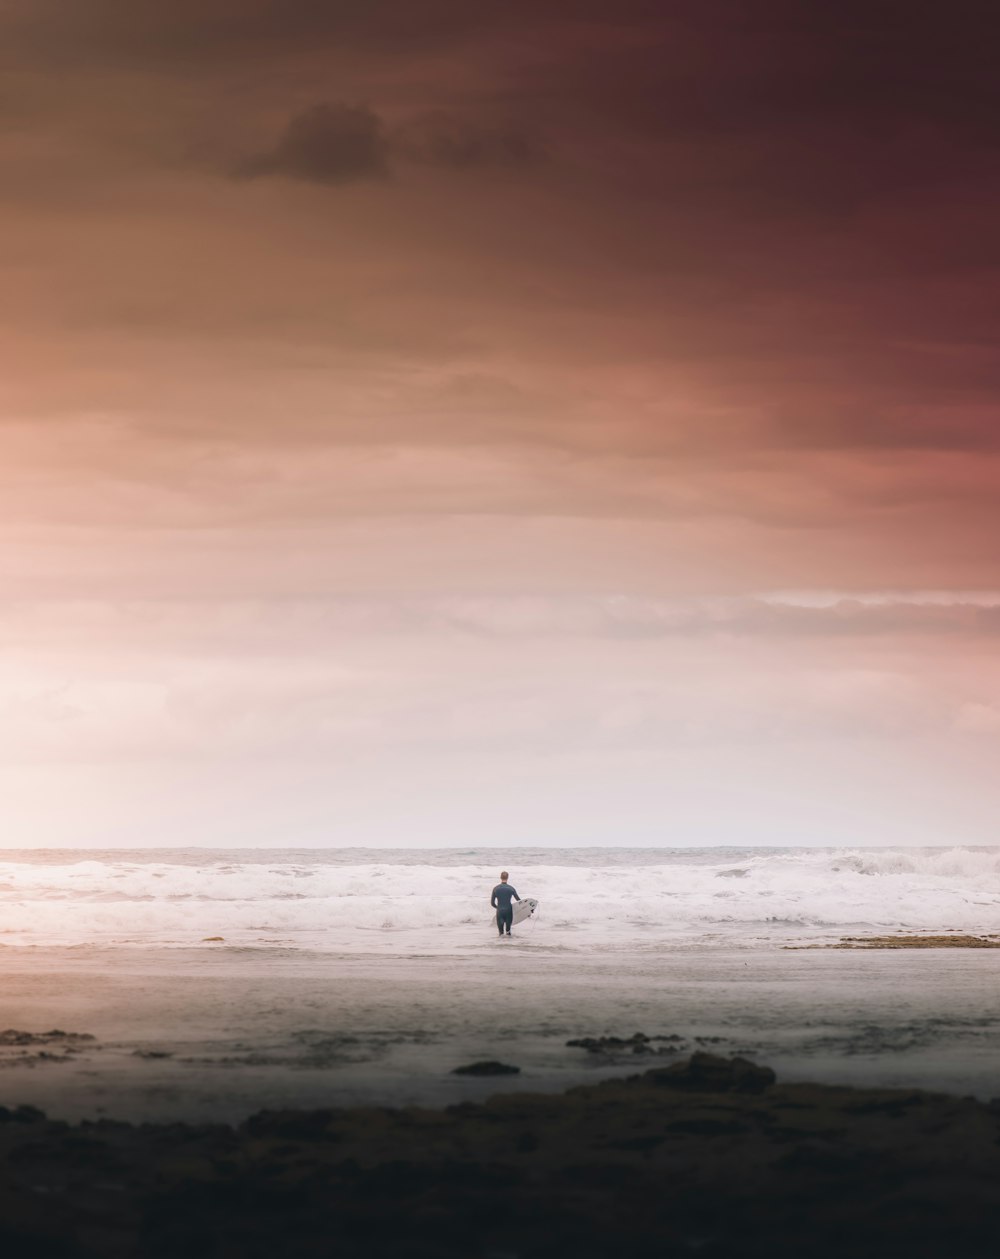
[2,1,999,847]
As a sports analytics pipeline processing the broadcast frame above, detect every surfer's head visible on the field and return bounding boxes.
[500,871,509,881]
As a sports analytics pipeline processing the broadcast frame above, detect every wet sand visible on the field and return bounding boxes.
[2,1052,1000,1258]
[4,943,1000,1123]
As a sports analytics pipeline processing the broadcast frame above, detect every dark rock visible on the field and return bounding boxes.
[566,1033,655,1055]
[0,1104,46,1123]
[0,1030,95,1047]
[451,1061,521,1076]
[644,1052,776,1094]
[567,1033,686,1059]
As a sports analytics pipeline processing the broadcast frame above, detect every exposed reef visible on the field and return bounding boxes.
[451,1060,521,1076]
[566,1031,684,1056]
[0,1029,97,1070]
[789,935,1000,949]
[2,1052,1000,1256]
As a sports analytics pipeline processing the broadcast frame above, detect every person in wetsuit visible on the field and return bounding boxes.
[491,871,521,937]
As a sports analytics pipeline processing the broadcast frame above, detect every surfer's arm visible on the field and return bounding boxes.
[511,888,520,901]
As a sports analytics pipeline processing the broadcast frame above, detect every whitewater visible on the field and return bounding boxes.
[2,846,999,949]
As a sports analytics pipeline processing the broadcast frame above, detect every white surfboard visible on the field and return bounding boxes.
[512,897,538,926]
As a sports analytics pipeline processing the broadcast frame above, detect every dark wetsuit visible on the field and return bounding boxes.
[491,882,520,935]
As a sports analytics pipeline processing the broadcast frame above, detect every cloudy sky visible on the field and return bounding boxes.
[2,1,998,847]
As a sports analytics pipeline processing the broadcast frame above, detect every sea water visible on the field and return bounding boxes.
[1,847,999,1121]
[2,845,1000,949]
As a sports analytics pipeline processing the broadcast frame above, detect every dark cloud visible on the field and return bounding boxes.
[234,102,543,185]
[6,1,999,152]
[2,0,999,461]
[7,2,999,217]
[0,1,454,67]
[394,113,543,170]
[235,102,389,185]
[0,1,661,70]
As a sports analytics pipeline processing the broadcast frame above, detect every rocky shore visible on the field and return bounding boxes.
[2,1051,1000,1258]
[787,933,1000,950]
[833,934,1000,948]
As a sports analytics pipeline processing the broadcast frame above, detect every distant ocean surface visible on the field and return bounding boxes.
[3,846,1000,950]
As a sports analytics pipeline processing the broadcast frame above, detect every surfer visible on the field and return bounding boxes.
[491,871,521,937]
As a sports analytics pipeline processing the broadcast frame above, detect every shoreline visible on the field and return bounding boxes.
[2,1052,999,1257]
[3,944,1000,1123]
[5,928,1000,955]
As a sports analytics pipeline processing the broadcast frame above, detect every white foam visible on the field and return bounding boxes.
[1,846,999,949]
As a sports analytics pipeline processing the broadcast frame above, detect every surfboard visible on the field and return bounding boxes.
[512,897,538,926]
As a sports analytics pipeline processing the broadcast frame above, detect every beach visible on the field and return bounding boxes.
[3,847,1000,1122]
[3,847,1000,1254]
[8,0,999,1250]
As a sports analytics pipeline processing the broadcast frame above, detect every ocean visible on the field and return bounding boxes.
[2,846,999,1122]
[3,845,1000,949]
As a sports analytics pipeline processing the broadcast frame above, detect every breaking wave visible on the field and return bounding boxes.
[1,846,998,949]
